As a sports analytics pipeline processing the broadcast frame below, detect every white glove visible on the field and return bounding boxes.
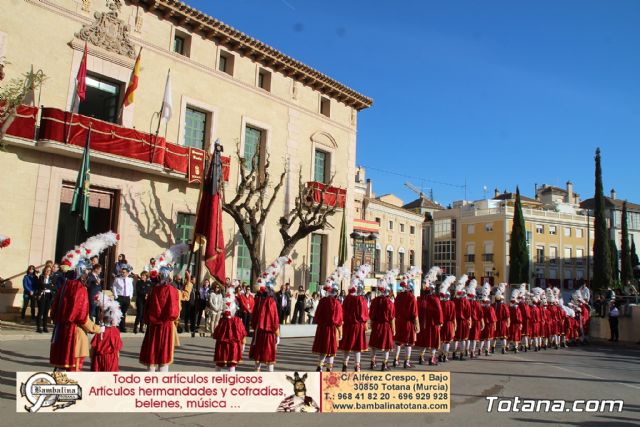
[99,326,105,334]
[276,336,281,346]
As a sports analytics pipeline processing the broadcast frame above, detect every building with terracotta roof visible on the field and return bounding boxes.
[0,0,372,313]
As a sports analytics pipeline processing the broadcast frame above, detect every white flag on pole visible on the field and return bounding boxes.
[160,70,172,121]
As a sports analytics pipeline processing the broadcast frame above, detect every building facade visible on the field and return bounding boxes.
[353,167,423,281]
[0,0,372,313]
[431,183,595,289]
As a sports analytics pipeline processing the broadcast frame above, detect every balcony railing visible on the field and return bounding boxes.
[465,254,475,262]
[3,105,230,184]
[306,181,346,208]
[482,253,494,262]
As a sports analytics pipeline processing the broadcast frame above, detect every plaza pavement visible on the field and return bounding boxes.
[1,325,639,427]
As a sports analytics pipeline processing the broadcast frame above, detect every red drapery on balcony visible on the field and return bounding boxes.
[306,181,346,208]
[33,107,229,183]
[3,105,38,139]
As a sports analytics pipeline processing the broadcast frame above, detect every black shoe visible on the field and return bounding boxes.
[501,348,506,354]
[316,365,322,372]
[381,361,389,371]
[392,359,398,368]
[370,360,376,370]
[459,355,466,361]
[484,349,489,356]
[43,328,48,333]
[428,358,434,366]
[404,360,413,369]
[133,326,138,334]
[36,329,42,333]
[342,364,347,372]
[419,355,424,365]
[191,331,196,338]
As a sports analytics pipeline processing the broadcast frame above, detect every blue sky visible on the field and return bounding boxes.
[191,0,640,206]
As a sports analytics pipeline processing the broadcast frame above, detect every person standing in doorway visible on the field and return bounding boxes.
[134,271,152,334]
[87,264,103,322]
[36,265,55,333]
[277,283,292,324]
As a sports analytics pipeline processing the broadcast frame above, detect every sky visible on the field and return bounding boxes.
[190,0,640,207]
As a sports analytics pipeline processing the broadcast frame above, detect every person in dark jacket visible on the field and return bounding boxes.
[276,283,292,324]
[36,265,55,333]
[87,264,103,321]
[134,271,152,334]
[21,265,38,323]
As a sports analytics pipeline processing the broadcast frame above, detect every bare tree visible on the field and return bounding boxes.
[222,143,286,285]
[278,169,339,257]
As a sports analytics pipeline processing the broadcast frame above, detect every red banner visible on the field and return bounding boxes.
[188,148,205,184]
[3,105,38,139]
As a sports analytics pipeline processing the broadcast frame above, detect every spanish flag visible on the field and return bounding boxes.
[123,48,142,107]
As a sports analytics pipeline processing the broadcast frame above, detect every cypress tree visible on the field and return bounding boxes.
[509,187,529,283]
[620,201,633,285]
[592,148,612,290]
[609,240,619,286]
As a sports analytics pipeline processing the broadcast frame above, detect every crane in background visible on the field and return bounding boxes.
[404,181,433,201]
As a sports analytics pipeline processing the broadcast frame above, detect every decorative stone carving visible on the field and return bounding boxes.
[81,0,91,13]
[75,0,136,59]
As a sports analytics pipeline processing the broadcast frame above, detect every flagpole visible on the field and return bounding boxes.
[151,68,170,164]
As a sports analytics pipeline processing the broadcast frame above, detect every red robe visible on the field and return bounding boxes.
[368,296,395,351]
[468,300,484,341]
[480,304,497,340]
[91,327,122,372]
[249,291,279,363]
[416,293,443,349]
[508,304,523,342]
[454,297,471,340]
[494,302,510,339]
[339,294,369,352]
[393,291,418,345]
[531,304,541,338]
[440,299,456,343]
[214,315,247,367]
[50,279,91,370]
[580,303,590,333]
[519,302,531,337]
[139,283,180,366]
[542,306,552,337]
[312,296,344,356]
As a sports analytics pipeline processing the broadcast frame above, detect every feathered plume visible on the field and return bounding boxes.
[518,283,527,298]
[426,266,442,284]
[325,265,350,293]
[222,283,238,318]
[480,282,492,301]
[61,231,120,270]
[94,291,122,327]
[156,243,190,269]
[400,266,422,291]
[494,282,507,299]
[384,269,399,289]
[466,278,478,296]
[0,234,10,249]
[439,275,456,297]
[580,286,591,303]
[257,256,292,289]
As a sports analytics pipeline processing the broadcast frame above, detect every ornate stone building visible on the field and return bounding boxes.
[0,0,372,314]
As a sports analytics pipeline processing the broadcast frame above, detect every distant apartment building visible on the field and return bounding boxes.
[353,167,423,279]
[431,182,596,289]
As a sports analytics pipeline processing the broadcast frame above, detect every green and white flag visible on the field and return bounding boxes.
[70,128,91,231]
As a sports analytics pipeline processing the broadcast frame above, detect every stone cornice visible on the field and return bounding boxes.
[130,0,373,111]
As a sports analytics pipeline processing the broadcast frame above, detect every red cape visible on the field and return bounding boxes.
[91,327,122,372]
[50,279,89,369]
[139,283,180,366]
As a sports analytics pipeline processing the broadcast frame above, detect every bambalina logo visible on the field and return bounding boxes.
[20,372,82,412]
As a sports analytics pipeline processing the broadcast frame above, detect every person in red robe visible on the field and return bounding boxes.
[339,265,370,372]
[466,280,484,358]
[452,276,471,360]
[369,278,395,371]
[90,292,123,372]
[478,283,496,356]
[214,286,247,371]
[416,270,443,366]
[516,284,531,352]
[139,268,181,371]
[529,288,543,351]
[312,275,344,372]
[393,268,420,369]
[508,291,523,353]
[491,283,510,354]
[50,271,103,371]
[437,276,456,363]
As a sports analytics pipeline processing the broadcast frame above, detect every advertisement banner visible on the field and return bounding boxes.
[16,371,450,414]
[187,148,205,184]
